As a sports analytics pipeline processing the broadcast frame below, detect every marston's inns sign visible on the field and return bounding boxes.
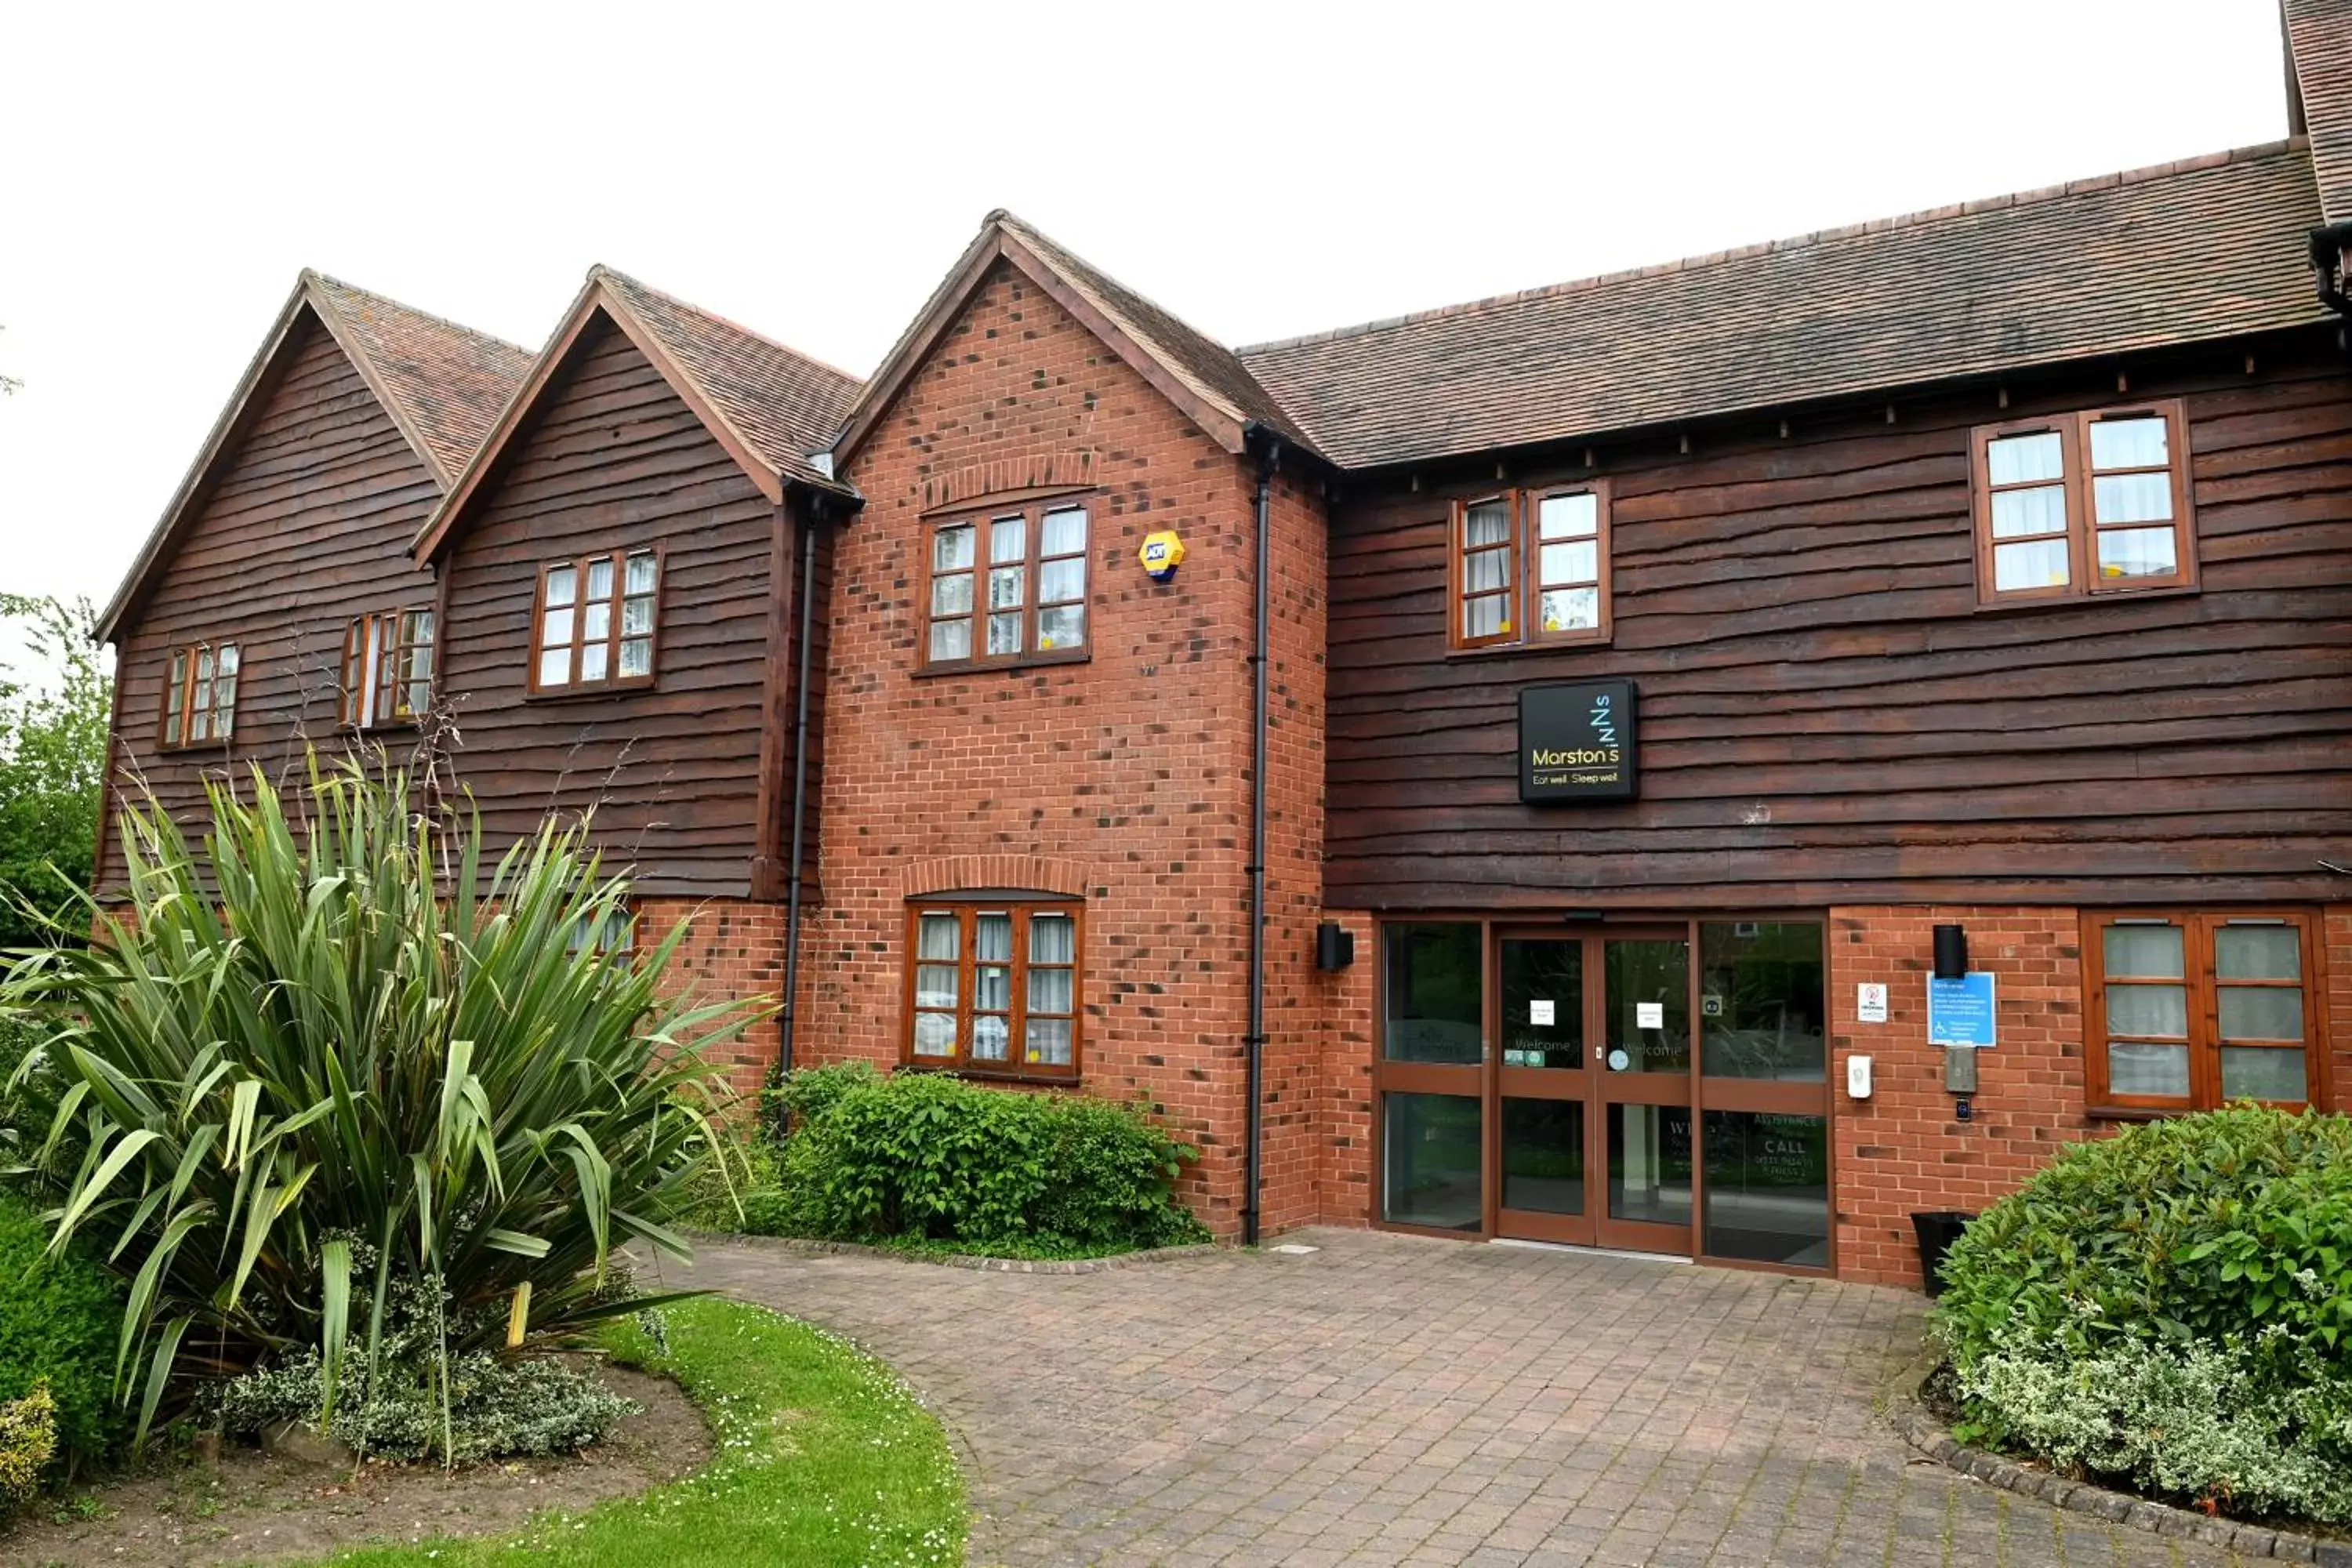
[1519,680,1639,802]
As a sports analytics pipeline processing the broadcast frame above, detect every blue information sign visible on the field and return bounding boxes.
[1926,972,1998,1048]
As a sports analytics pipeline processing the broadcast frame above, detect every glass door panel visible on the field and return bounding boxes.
[1377,923,1486,1232]
[1497,936,1591,1243]
[1501,938,1583,1069]
[1603,938,1690,1075]
[1501,1099,1585,1216]
[1607,1102,1693,1228]
[1595,935,1694,1252]
[1383,1093,1483,1232]
[1701,1109,1828,1266]
[1696,921,1834,1272]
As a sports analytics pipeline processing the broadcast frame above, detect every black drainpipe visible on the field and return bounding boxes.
[776,494,821,1105]
[1243,434,1281,1246]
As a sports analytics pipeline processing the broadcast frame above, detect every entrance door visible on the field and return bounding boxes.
[1495,931,1694,1251]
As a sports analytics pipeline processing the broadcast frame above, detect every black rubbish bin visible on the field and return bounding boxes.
[1911,1210,1977,1298]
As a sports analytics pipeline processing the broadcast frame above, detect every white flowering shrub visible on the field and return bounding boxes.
[211,1348,636,1466]
[1962,1336,2352,1523]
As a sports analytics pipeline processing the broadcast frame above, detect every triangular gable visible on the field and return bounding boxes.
[96,270,532,644]
[412,267,862,564]
[829,211,1320,468]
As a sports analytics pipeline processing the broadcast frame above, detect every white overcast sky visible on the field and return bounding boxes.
[0,0,2296,624]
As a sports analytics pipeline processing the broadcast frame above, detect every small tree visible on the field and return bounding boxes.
[0,595,110,950]
[1,757,754,1452]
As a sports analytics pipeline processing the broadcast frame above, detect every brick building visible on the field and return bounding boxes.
[96,1,2352,1285]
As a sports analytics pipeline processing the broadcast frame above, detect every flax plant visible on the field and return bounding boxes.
[0,758,753,1452]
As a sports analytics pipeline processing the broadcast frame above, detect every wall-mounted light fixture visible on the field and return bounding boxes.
[1933,924,1969,982]
[1314,921,1355,971]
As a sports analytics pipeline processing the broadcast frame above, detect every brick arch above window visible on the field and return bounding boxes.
[918,450,1095,514]
[898,854,1093,902]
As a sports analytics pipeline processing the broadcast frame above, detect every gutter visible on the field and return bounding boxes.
[775,493,822,1118]
[1242,429,1282,1246]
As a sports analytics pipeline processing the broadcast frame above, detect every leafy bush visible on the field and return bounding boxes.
[1935,1106,2352,1523]
[0,758,757,1448]
[766,1068,1208,1256]
[0,1382,56,1523]
[0,1190,123,1474]
[210,1348,637,1466]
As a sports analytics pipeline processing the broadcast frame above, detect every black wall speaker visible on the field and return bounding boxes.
[1315,921,1356,971]
[1932,924,1969,982]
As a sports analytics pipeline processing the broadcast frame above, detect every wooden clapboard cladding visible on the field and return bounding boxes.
[1323,331,2352,911]
[434,314,779,898]
[101,312,442,892]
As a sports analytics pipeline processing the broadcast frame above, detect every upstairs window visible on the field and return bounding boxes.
[1446,483,1612,652]
[924,502,1089,668]
[1972,401,2194,605]
[340,608,435,728]
[533,549,659,692]
[904,900,1083,1080]
[2084,910,2321,1113]
[159,641,240,747]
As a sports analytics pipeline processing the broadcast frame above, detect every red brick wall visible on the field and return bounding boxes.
[1312,909,1378,1228]
[1253,463,1330,1234]
[634,897,787,1106]
[804,256,1327,1238]
[1829,906,2092,1287]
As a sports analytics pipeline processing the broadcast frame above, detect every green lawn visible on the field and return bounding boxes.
[322,1297,964,1567]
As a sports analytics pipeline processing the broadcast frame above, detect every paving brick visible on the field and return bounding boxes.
[675,1226,2238,1566]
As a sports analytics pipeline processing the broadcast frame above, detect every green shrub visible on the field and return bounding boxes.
[0,1381,56,1523]
[0,757,758,1449]
[210,1348,637,1466]
[0,1190,122,1475]
[1935,1106,2352,1523]
[769,1068,1207,1255]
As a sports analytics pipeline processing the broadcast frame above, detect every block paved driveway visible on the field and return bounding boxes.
[674,1229,2234,1567]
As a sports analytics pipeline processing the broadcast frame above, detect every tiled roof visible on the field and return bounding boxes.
[993,214,1319,456]
[307,271,534,485]
[593,267,862,491]
[2288,0,2352,224]
[1236,142,2331,471]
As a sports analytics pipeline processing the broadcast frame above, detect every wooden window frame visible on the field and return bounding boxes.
[528,546,662,696]
[157,639,241,749]
[1446,483,1614,652]
[1971,401,2197,608]
[2082,909,2326,1116]
[339,607,437,728]
[901,898,1084,1082]
[920,499,1093,673]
